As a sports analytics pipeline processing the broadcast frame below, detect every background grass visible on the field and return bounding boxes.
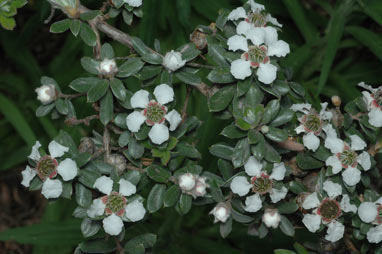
[0,0,381,253]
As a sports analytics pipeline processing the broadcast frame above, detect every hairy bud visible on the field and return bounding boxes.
[162,50,186,72]
[262,208,281,228]
[35,85,57,104]
[98,59,118,77]
[78,137,96,154]
[105,153,127,175]
[210,202,230,223]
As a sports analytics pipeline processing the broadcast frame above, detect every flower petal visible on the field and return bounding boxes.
[358,151,371,171]
[130,90,149,109]
[302,214,321,233]
[126,111,146,132]
[265,14,282,27]
[236,20,252,35]
[57,158,78,181]
[340,194,357,214]
[230,176,251,197]
[290,103,311,114]
[28,141,41,161]
[358,202,378,223]
[227,35,248,52]
[341,167,361,186]
[362,91,374,110]
[270,163,286,181]
[325,155,342,174]
[319,102,333,120]
[246,27,265,46]
[125,0,142,7]
[263,26,278,45]
[267,40,290,57]
[325,221,344,243]
[303,132,320,152]
[119,179,136,197]
[367,225,382,244]
[165,110,182,131]
[41,178,63,199]
[323,180,342,199]
[94,176,113,195]
[248,0,265,12]
[153,84,174,105]
[257,63,277,84]
[244,193,262,213]
[21,165,37,187]
[244,156,262,177]
[323,125,344,154]
[148,123,169,145]
[230,59,252,80]
[87,198,106,218]
[270,186,288,203]
[368,108,382,127]
[227,7,246,21]
[350,135,367,151]
[48,140,69,158]
[302,192,320,210]
[103,214,124,236]
[125,200,146,222]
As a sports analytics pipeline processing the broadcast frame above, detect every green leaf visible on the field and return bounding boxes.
[0,94,36,146]
[265,127,288,142]
[231,138,250,168]
[264,142,281,163]
[175,70,202,86]
[248,129,263,144]
[81,57,99,75]
[261,99,280,125]
[289,181,307,194]
[218,159,233,181]
[55,98,69,115]
[175,142,201,159]
[207,43,229,68]
[70,19,81,37]
[80,10,101,21]
[128,138,144,159]
[270,108,294,127]
[75,183,92,208]
[245,85,264,108]
[87,79,109,103]
[274,250,296,254]
[70,77,99,93]
[78,168,102,189]
[164,185,181,207]
[279,215,295,237]
[131,37,163,64]
[208,85,235,112]
[277,200,299,214]
[117,58,145,78]
[178,43,200,62]
[209,179,225,202]
[135,65,162,80]
[220,216,232,238]
[209,143,234,160]
[36,103,55,117]
[80,22,97,47]
[122,10,133,25]
[81,218,101,238]
[80,238,116,253]
[124,233,157,252]
[50,19,71,33]
[118,131,131,147]
[346,26,382,61]
[100,90,113,125]
[100,43,114,60]
[220,124,247,139]
[207,67,235,84]
[179,194,192,214]
[0,16,16,30]
[296,152,325,170]
[109,78,126,101]
[147,184,166,213]
[146,165,171,183]
[231,209,254,223]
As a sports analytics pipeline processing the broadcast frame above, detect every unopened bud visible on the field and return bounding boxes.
[35,85,57,104]
[178,173,196,191]
[210,202,230,223]
[260,125,269,134]
[331,95,341,107]
[105,153,127,175]
[98,58,118,77]
[191,176,209,198]
[163,50,186,72]
[262,208,281,229]
[190,29,207,50]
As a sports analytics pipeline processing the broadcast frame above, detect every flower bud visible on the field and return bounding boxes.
[35,85,57,104]
[162,50,186,72]
[191,176,209,198]
[210,203,230,223]
[47,0,80,18]
[262,208,281,229]
[78,137,96,154]
[178,173,196,191]
[331,95,341,107]
[105,153,127,175]
[98,58,118,77]
[190,29,207,50]
[260,125,269,134]
[124,0,142,7]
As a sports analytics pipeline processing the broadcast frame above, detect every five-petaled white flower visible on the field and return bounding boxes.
[126,84,182,145]
[357,199,382,244]
[227,33,289,83]
[21,140,78,199]
[230,156,288,213]
[323,124,371,186]
[87,176,146,236]
[359,82,382,128]
[301,180,357,242]
[290,102,333,152]
[162,50,186,72]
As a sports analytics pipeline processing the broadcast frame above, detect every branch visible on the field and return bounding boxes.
[65,115,99,126]
[276,138,304,152]
[59,92,86,99]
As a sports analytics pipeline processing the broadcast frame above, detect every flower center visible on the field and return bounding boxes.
[251,173,273,194]
[246,12,266,27]
[243,45,269,68]
[338,146,358,168]
[144,101,167,125]
[36,155,58,180]
[104,192,127,216]
[377,205,382,224]
[317,198,341,222]
[373,90,382,107]
[303,113,322,134]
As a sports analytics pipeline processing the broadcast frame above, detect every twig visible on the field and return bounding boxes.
[126,163,145,173]
[181,86,192,122]
[114,237,124,254]
[90,22,102,59]
[109,124,124,135]
[44,7,55,24]
[59,92,86,99]
[276,138,304,151]
[187,63,215,69]
[195,82,218,98]
[103,125,111,157]
[65,115,99,126]
[344,234,360,254]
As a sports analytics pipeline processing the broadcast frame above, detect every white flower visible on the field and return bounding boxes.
[367,224,382,243]
[125,200,146,222]
[227,7,246,21]
[21,140,76,199]
[325,221,345,243]
[323,180,342,199]
[340,194,357,213]
[126,84,181,145]
[162,50,186,72]
[124,0,142,8]
[103,213,124,235]
[35,85,57,104]
[87,198,106,218]
[178,173,196,191]
[192,177,209,198]
[244,193,262,212]
[291,102,332,152]
[94,176,114,195]
[98,58,117,75]
[262,208,281,229]
[359,82,382,127]
[228,34,289,83]
[210,203,230,223]
[358,202,378,223]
